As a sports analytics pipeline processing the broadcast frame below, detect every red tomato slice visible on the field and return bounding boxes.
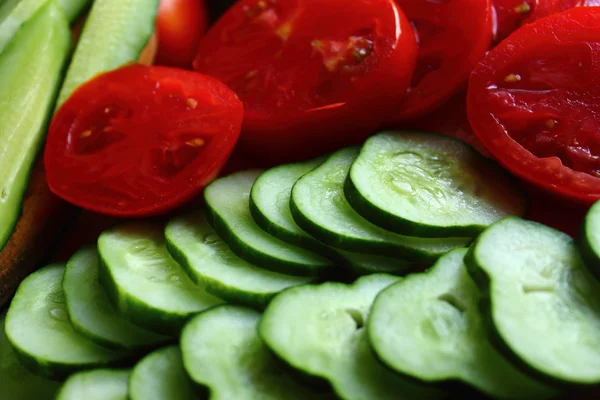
[468,7,600,205]
[193,0,418,163]
[155,0,209,69]
[385,0,493,124]
[44,64,244,217]
[493,0,599,44]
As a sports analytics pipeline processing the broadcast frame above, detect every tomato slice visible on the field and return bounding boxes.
[384,0,493,124]
[493,0,598,44]
[44,64,244,217]
[193,0,418,163]
[468,7,600,205]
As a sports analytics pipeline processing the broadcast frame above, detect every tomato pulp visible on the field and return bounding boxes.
[155,0,209,68]
[385,0,493,124]
[468,7,600,205]
[44,64,244,217]
[194,0,418,163]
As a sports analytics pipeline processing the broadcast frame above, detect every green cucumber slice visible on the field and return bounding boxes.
[466,217,600,386]
[57,369,130,400]
[181,305,332,399]
[129,346,195,400]
[98,222,223,335]
[63,246,170,350]
[57,0,91,22]
[346,131,526,237]
[259,275,444,400]
[369,248,557,399]
[205,170,334,277]
[166,212,313,309]
[56,0,159,107]
[578,199,600,281]
[291,146,471,262]
[0,312,61,400]
[250,157,417,276]
[5,264,126,379]
[0,1,70,252]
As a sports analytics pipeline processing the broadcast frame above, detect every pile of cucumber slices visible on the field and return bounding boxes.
[4,131,600,399]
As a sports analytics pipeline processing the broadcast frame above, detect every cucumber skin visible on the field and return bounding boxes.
[165,238,279,310]
[205,206,325,278]
[464,222,581,390]
[97,253,186,337]
[577,206,600,282]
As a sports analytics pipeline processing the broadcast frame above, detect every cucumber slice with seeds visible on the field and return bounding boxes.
[129,346,196,400]
[578,199,600,281]
[466,217,600,386]
[250,158,417,276]
[5,264,126,379]
[181,305,332,400]
[166,211,314,310]
[205,170,334,277]
[346,132,526,237]
[57,369,130,400]
[63,246,170,350]
[369,248,557,399]
[0,312,61,400]
[98,222,223,335]
[56,0,159,108]
[259,275,444,400]
[291,147,471,262]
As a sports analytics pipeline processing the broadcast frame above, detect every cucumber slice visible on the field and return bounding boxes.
[129,346,195,400]
[5,264,126,379]
[63,246,170,350]
[0,312,61,400]
[346,132,526,237]
[466,217,600,386]
[166,212,313,309]
[181,305,332,399]
[578,199,600,280]
[98,222,223,335]
[57,369,130,400]
[56,0,159,107]
[0,1,70,252]
[250,157,416,276]
[369,248,557,399]
[259,275,444,400]
[291,146,471,262]
[205,170,334,277]
[57,0,91,22]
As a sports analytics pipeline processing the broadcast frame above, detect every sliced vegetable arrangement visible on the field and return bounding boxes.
[6,0,600,399]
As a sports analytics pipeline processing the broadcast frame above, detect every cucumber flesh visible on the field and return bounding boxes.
[56,0,159,107]
[291,146,471,262]
[181,305,332,400]
[205,170,334,277]
[57,369,130,400]
[369,248,557,399]
[347,132,526,237]
[0,1,70,252]
[578,199,600,281]
[5,264,126,380]
[129,346,196,400]
[166,212,313,310]
[98,222,223,335]
[63,246,170,350]
[0,313,61,400]
[259,275,444,400]
[250,158,417,276]
[466,217,600,385]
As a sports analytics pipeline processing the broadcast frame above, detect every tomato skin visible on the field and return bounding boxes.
[44,64,244,217]
[194,0,418,163]
[385,0,493,124]
[468,7,600,205]
[155,0,209,69]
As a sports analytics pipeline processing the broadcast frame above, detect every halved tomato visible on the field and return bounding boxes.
[468,7,600,205]
[193,0,418,163]
[44,64,244,217]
